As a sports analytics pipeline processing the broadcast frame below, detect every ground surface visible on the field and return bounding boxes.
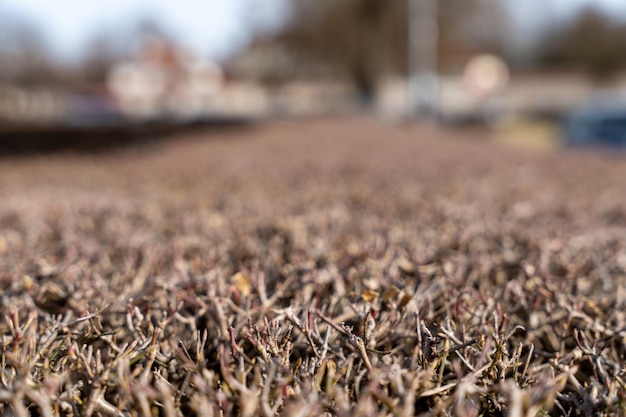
[1,117,626,416]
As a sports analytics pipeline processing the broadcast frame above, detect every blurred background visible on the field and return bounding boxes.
[2,0,626,150]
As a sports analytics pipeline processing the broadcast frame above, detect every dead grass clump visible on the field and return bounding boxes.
[1,119,626,416]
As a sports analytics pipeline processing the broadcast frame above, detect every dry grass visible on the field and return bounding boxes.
[1,117,626,416]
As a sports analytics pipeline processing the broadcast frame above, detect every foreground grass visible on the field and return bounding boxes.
[1,119,626,416]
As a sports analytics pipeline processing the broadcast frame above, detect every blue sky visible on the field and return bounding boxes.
[0,0,623,62]
[509,0,626,23]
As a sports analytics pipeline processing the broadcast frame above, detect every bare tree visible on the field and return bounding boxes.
[265,0,507,101]
[77,34,127,85]
[538,6,626,79]
[0,15,61,86]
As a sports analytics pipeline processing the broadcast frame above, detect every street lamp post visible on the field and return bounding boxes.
[407,0,439,119]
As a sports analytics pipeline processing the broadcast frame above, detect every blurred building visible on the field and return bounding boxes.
[107,37,224,121]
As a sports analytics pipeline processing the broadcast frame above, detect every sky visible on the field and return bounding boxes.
[508,0,626,26]
[0,0,624,62]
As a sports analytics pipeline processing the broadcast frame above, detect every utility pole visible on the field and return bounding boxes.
[407,0,439,119]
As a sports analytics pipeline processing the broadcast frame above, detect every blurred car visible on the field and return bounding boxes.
[563,97,626,149]
[65,93,128,127]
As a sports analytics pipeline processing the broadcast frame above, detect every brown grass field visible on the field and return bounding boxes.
[1,117,626,416]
